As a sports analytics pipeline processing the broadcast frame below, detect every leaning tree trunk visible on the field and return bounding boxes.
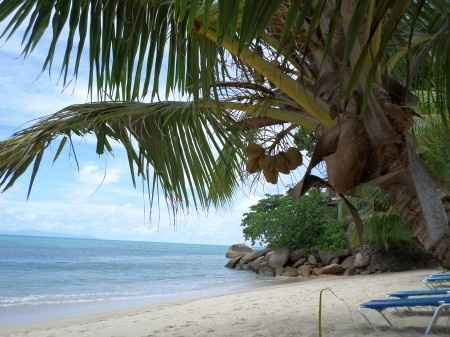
[290,82,450,267]
[375,137,450,267]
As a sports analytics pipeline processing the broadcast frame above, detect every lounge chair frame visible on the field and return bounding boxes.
[359,302,450,335]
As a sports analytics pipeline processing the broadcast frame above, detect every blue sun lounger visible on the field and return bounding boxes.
[388,288,450,299]
[359,295,450,335]
[424,274,450,288]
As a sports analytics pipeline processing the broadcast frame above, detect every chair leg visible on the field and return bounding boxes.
[358,308,378,331]
[378,310,393,327]
[425,304,450,335]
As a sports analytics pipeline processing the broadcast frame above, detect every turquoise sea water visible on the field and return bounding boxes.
[0,235,264,326]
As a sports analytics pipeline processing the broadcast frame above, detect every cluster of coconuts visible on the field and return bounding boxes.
[246,143,303,184]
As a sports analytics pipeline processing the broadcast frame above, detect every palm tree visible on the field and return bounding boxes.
[0,1,449,265]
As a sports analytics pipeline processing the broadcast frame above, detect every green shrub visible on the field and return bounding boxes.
[414,116,450,191]
[241,190,347,251]
[363,212,414,251]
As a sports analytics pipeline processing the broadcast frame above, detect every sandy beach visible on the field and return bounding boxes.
[2,269,449,337]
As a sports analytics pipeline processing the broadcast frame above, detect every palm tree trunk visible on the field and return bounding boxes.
[375,138,450,268]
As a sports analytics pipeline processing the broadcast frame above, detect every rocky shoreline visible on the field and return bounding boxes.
[225,243,436,278]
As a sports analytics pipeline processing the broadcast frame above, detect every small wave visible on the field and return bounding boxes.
[0,291,147,307]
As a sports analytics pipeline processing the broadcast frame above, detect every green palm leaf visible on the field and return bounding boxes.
[0,101,246,210]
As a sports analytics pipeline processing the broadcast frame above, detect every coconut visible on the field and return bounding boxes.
[246,143,264,160]
[263,166,278,184]
[258,154,271,171]
[285,148,303,170]
[259,155,278,184]
[275,153,290,174]
[246,157,260,173]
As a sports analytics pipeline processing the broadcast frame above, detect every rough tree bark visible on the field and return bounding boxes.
[375,139,450,268]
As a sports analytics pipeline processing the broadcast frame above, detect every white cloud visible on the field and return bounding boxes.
[78,163,121,186]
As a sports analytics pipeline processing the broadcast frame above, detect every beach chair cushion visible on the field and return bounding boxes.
[388,288,450,298]
[360,295,450,310]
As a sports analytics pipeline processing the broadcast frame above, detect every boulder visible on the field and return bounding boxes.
[226,243,254,258]
[241,247,271,264]
[312,267,322,276]
[344,267,357,276]
[293,257,307,268]
[341,255,355,270]
[330,257,340,265]
[289,249,307,264]
[318,251,336,265]
[268,247,290,269]
[298,264,312,277]
[236,260,251,271]
[308,254,318,265]
[275,267,285,276]
[281,266,299,277]
[354,252,370,268]
[248,256,265,272]
[258,263,275,277]
[225,256,242,269]
[336,249,351,258]
[318,263,345,275]
[318,249,350,265]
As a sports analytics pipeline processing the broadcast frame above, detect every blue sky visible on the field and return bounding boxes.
[0,27,306,245]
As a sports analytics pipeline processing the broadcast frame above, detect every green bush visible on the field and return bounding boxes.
[363,212,414,251]
[241,190,347,251]
[414,116,450,191]
[347,184,416,251]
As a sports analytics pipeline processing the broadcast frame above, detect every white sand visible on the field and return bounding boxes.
[2,269,450,337]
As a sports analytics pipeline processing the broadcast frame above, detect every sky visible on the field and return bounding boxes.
[0,25,306,245]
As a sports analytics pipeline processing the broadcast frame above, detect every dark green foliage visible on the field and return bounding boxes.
[241,190,347,251]
[293,128,316,157]
[415,115,450,191]
[348,184,416,251]
[317,220,348,252]
[363,212,414,251]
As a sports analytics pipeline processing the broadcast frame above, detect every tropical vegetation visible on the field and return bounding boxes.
[0,1,448,265]
[241,187,417,253]
[241,190,348,251]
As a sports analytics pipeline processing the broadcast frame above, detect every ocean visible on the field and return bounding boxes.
[0,235,267,326]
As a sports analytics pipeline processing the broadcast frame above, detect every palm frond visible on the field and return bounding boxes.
[0,101,246,210]
[0,0,286,102]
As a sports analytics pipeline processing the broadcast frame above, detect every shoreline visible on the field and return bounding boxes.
[3,269,448,337]
[1,275,299,334]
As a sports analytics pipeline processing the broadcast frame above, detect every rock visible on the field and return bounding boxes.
[226,243,254,258]
[275,267,284,276]
[268,247,290,269]
[281,266,299,277]
[318,251,336,265]
[318,249,350,265]
[241,247,271,263]
[344,267,357,276]
[293,257,307,268]
[308,254,318,265]
[330,257,340,265]
[318,263,345,275]
[336,249,351,258]
[298,264,312,277]
[258,264,275,277]
[312,267,322,276]
[289,249,307,264]
[236,260,251,271]
[341,255,355,270]
[354,252,370,268]
[248,256,265,272]
[225,256,242,269]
